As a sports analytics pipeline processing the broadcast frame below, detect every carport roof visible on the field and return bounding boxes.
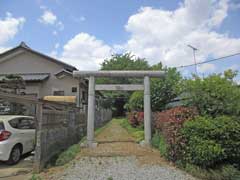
[0,73,50,82]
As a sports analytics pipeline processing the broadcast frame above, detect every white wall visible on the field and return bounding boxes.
[0,50,84,100]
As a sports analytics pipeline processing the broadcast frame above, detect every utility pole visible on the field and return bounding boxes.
[187,44,198,75]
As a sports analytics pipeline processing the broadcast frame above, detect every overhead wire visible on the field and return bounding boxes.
[175,52,240,69]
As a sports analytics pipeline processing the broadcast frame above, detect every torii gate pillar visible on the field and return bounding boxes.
[87,76,95,147]
[144,76,151,144]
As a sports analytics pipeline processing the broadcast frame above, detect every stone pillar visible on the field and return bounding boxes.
[87,76,95,147]
[144,76,151,145]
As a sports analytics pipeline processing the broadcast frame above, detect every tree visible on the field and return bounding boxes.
[126,66,182,111]
[184,70,240,117]
[0,74,26,115]
[0,74,25,94]
[98,53,151,116]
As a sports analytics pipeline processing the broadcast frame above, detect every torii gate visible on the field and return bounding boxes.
[73,71,165,147]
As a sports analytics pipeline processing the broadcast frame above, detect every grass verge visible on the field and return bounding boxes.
[118,118,144,142]
[55,144,81,166]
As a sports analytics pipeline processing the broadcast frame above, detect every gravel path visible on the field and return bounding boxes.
[43,119,197,180]
[50,156,196,180]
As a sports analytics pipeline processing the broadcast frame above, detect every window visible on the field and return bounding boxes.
[9,118,19,129]
[0,122,4,130]
[9,118,35,130]
[72,87,77,93]
[53,91,64,96]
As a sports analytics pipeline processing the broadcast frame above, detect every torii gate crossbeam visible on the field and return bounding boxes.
[73,71,165,147]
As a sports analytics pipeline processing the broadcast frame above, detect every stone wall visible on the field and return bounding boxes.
[95,108,112,129]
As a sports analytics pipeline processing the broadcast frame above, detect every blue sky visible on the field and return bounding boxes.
[0,0,240,81]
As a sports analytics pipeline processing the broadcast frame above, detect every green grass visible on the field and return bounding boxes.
[55,144,81,166]
[30,174,42,180]
[151,133,167,157]
[118,118,144,142]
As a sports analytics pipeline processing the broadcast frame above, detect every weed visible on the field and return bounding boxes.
[55,144,81,166]
[30,174,42,180]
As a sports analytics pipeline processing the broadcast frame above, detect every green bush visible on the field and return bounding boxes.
[184,71,240,117]
[126,91,144,111]
[184,164,240,180]
[55,144,81,166]
[181,116,240,168]
[184,138,224,167]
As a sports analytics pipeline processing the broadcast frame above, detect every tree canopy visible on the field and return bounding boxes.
[98,53,183,114]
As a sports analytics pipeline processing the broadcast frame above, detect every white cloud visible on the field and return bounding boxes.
[122,0,240,70]
[0,12,25,53]
[0,47,10,53]
[61,33,112,70]
[39,10,57,25]
[55,43,60,49]
[39,8,64,32]
[198,63,216,73]
[59,0,240,72]
[0,12,25,46]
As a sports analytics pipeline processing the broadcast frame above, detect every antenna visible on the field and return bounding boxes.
[187,44,198,75]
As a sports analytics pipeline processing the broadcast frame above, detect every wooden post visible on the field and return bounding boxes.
[33,103,43,173]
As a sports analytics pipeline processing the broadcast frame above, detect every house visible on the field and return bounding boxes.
[0,42,88,107]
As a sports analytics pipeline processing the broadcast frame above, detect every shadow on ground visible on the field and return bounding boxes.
[0,153,33,180]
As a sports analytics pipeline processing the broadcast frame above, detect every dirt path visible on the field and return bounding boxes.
[79,119,168,165]
[42,119,196,180]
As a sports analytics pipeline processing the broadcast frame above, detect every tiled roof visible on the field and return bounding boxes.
[0,73,50,82]
[0,42,77,72]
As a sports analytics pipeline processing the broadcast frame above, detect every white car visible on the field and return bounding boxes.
[0,115,35,165]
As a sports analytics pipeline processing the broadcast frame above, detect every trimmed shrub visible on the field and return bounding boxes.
[181,116,240,168]
[153,106,198,161]
[127,111,144,128]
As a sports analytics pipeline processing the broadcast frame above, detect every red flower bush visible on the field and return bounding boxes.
[153,106,198,161]
[128,111,144,127]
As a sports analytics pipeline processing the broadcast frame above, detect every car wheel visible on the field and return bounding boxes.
[7,145,22,165]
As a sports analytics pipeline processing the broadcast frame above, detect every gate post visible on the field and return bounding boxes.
[144,76,151,145]
[33,103,43,173]
[87,76,95,147]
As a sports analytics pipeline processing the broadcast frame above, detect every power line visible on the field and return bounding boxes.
[176,52,240,69]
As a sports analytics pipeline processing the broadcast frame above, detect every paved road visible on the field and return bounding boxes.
[42,119,197,180]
